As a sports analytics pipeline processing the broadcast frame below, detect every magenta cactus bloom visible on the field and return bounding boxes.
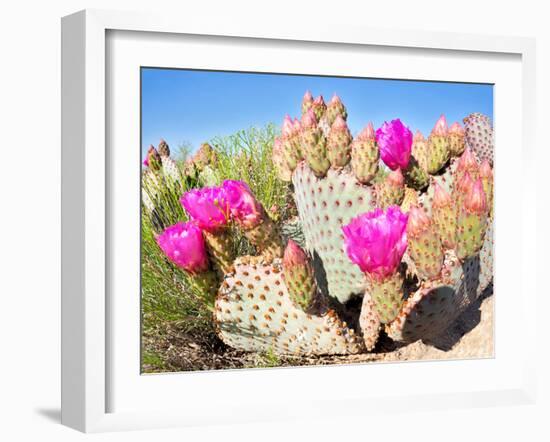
[180,186,230,232]
[156,222,209,274]
[222,180,263,229]
[375,119,413,170]
[342,205,408,280]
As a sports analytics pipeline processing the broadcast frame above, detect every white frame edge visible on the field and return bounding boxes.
[61,9,538,433]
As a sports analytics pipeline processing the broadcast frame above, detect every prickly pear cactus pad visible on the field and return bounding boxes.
[387,222,493,343]
[292,162,376,303]
[215,258,364,355]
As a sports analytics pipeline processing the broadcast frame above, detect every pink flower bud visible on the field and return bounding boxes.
[313,95,325,107]
[331,114,348,132]
[303,90,313,104]
[432,115,448,136]
[375,119,413,170]
[342,206,408,280]
[222,180,264,229]
[479,159,493,179]
[329,94,343,106]
[292,117,302,135]
[301,108,318,129]
[283,239,308,268]
[457,147,478,173]
[407,206,431,237]
[156,222,209,274]
[180,186,230,232]
[457,170,474,195]
[464,179,487,214]
[356,122,376,141]
[387,168,404,187]
[432,182,451,208]
[413,130,425,142]
[449,122,465,136]
[282,115,294,138]
[144,145,161,169]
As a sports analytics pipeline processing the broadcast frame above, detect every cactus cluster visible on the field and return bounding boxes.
[144,91,494,358]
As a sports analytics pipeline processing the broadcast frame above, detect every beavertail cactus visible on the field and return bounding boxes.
[463,112,494,165]
[148,91,494,357]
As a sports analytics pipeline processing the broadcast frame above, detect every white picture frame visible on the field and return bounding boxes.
[61,9,538,433]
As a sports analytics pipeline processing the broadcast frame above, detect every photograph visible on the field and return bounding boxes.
[140,68,494,373]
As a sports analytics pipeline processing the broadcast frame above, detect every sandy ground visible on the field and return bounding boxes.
[143,291,493,373]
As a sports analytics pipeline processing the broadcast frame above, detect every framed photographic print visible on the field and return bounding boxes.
[61,9,538,433]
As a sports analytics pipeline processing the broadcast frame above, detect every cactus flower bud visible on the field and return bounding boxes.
[375,119,413,170]
[457,147,479,176]
[311,95,327,121]
[283,240,317,311]
[426,115,451,174]
[158,139,170,157]
[449,122,465,136]
[222,180,264,229]
[448,122,466,157]
[432,181,451,209]
[326,94,348,125]
[479,159,494,216]
[431,114,448,137]
[282,115,294,138]
[456,170,474,195]
[406,206,444,279]
[292,117,302,134]
[377,169,405,208]
[144,145,161,171]
[301,90,314,114]
[464,179,487,215]
[156,222,209,274]
[283,239,308,267]
[432,182,457,249]
[456,178,488,260]
[342,206,408,280]
[301,108,318,129]
[327,115,352,168]
[351,122,379,184]
[407,206,431,237]
[272,137,292,181]
[180,186,230,232]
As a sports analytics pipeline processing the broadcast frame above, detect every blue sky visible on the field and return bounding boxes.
[141,68,493,156]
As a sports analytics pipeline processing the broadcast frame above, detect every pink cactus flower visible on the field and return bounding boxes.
[464,179,487,214]
[222,180,263,229]
[180,186,230,232]
[449,121,465,136]
[156,222,209,274]
[143,157,149,167]
[375,119,413,170]
[283,239,308,268]
[342,205,408,281]
[432,115,448,136]
[356,122,376,141]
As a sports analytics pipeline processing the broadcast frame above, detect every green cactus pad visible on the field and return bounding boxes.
[215,258,364,355]
[387,224,493,343]
[292,162,377,304]
[463,113,493,165]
